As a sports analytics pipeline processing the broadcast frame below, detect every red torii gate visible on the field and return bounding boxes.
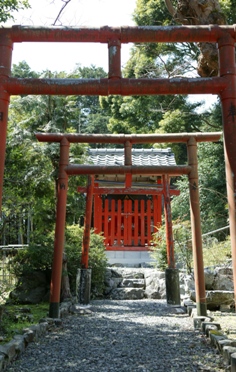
[35,132,221,317]
[0,25,235,317]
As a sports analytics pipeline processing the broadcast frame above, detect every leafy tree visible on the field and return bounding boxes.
[164,0,236,76]
[0,0,29,23]
[2,62,113,245]
[101,0,229,234]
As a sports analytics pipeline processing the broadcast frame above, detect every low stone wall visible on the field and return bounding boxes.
[9,264,234,311]
[103,265,235,310]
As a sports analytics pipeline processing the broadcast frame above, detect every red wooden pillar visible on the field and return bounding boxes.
[162,174,180,305]
[81,175,94,268]
[218,34,236,308]
[125,140,132,188]
[94,192,102,233]
[0,33,12,211]
[49,137,70,318]
[187,137,206,316]
[162,174,175,268]
[108,39,121,80]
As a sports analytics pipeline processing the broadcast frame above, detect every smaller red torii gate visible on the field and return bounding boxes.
[36,132,221,318]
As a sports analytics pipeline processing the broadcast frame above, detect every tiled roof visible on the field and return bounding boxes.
[88,148,176,167]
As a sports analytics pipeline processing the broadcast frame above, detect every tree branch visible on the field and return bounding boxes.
[52,0,72,26]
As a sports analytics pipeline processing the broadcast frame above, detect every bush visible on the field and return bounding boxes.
[151,219,192,273]
[9,226,108,299]
[8,232,54,277]
[65,225,107,297]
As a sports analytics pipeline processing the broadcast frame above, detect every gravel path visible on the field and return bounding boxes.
[6,299,224,372]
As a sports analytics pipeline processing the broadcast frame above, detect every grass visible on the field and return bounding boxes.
[202,237,232,268]
[0,302,49,343]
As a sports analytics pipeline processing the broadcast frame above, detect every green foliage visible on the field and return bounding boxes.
[3,63,109,244]
[151,220,192,273]
[0,0,29,23]
[203,236,231,267]
[219,0,236,24]
[9,226,107,298]
[171,137,227,233]
[151,219,231,274]
[8,232,54,277]
[65,225,107,297]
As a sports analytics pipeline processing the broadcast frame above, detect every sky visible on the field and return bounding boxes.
[9,0,136,73]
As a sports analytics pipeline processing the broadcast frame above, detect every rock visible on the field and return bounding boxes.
[213,275,234,291]
[204,268,215,290]
[109,288,145,300]
[214,267,233,276]
[190,290,235,310]
[9,271,49,304]
[121,279,145,288]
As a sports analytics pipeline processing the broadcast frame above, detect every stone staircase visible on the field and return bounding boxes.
[104,267,166,300]
[103,266,235,311]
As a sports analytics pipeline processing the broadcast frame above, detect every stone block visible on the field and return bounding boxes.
[13,335,26,354]
[193,316,206,329]
[209,332,226,347]
[223,346,236,366]
[0,354,5,371]
[217,339,236,353]
[0,340,16,362]
[201,321,221,333]
[23,329,35,343]
[231,352,236,372]
[121,279,145,288]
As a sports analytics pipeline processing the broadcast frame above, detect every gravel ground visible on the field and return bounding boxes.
[6,299,224,372]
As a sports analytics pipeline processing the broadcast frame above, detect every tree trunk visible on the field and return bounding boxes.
[165,0,226,76]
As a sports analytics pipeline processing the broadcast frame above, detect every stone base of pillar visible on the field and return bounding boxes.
[76,268,92,305]
[165,268,180,305]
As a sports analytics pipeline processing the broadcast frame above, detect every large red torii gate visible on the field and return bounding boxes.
[0,25,235,317]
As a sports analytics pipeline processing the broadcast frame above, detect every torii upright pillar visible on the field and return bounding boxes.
[219,34,236,308]
[187,137,207,316]
[0,33,12,212]
[162,174,180,306]
[49,137,70,318]
[77,175,94,305]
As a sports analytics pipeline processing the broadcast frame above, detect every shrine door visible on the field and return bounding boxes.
[93,194,161,250]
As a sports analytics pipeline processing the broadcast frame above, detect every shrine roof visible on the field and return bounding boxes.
[88,148,176,167]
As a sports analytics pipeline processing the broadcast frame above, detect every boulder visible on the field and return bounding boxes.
[9,271,49,304]
[190,290,235,310]
[213,274,234,291]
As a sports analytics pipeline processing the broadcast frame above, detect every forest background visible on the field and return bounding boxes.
[0,0,231,257]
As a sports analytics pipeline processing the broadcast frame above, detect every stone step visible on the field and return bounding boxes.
[121,278,145,288]
[109,287,145,300]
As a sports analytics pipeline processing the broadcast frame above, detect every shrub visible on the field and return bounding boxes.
[65,225,107,297]
[9,226,107,299]
[151,219,192,273]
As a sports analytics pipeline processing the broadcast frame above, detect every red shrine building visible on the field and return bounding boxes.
[87,147,178,266]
